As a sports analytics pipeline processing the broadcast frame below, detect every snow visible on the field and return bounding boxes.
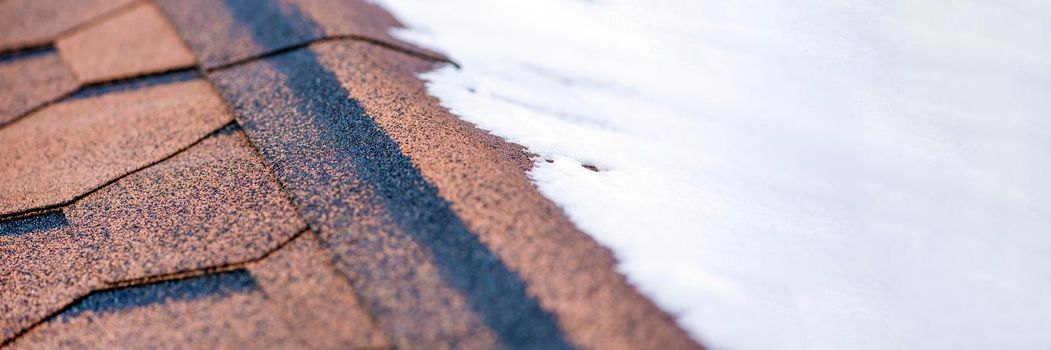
[370,0,1051,348]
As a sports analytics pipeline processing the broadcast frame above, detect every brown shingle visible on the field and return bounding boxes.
[0,79,231,217]
[0,0,137,52]
[154,0,432,69]
[0,129,305,343]
[1,1,702,348]
[7,271,305,350]
[209,49,504,349]
[311,40,701,350]
[246,232,391,349]
[288,0,404,40]
[55,2,195,84]
[0,50,78,126]
[10,233,390,350]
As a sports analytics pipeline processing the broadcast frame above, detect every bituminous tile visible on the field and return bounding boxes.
[11,233,393,350]
[310,40,702,350]
[0,129,306,343]
[55,2,195,84]
[209,48,511,349]
[7,271,305,350]
[1,1,700,348]
[0,50,79,126]
[247,232,391,349]
[0,79,231,217]
[0,0,137,52]
[154,0,426,69]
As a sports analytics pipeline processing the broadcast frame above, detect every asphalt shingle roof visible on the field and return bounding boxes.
[1,129,305,342]
[0,79,232,217]
[0,1,703,349]
[0,49,78,126]
[0,0,137,53]
[10,270,305,349]
[154,0,407,69]
[55,2,195,84]
[246,232,391,349]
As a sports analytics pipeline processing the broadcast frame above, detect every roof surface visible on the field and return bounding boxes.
[0,1,702,349]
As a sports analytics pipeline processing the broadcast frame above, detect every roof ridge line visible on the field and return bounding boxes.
[205,34,459,73]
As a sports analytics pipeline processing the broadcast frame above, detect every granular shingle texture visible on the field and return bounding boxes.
[154,0,434,69]
[0,0,704,348]
[246,232,391,349]
[0,129,305,343]
[7,271,304,350]
[211,49,513,349]
[10,233,391,350]
[0,79,232,217]
[0,50,78,126]
[315,40,701,350]
[55,2,195,83]
[0,0,137,52]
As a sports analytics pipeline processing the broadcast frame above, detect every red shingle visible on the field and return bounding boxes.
[154,0,440,69]
[0,79,231,217]
[0,0,136,52]
[209,48,505,349]
[0,129,305,342]
[312,40,701,350]
[0,1,702,348]
[55,2,195,84]
[0,51,78,126]
[10,233,390,350]
[7,271,305,350]
[247,232,391,349]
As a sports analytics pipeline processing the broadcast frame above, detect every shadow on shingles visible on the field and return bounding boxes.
[219,0,322,55]
[214,122,241,136]
[0,46,55,64]
[69,69,200,100]
[60,270,258,320]
[0,211,70,236]
[219,1,574,348]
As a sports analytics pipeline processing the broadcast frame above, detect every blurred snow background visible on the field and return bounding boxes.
[371,0,1051,348]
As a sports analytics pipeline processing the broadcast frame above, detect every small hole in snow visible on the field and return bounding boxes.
[582,164,599,172]
[544,159,554,163]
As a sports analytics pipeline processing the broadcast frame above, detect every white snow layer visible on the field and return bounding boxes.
[371,0,1051,348]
